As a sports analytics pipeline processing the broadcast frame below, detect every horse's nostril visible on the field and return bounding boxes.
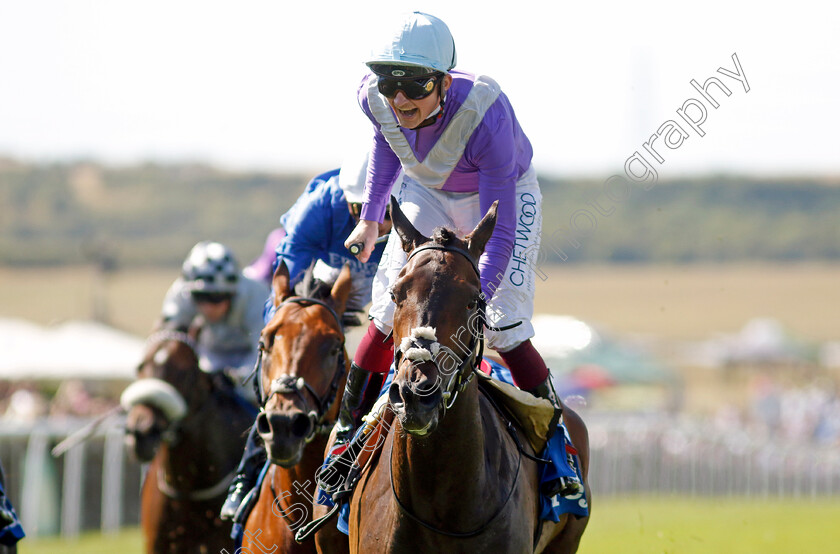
[416,379,440,399]
[290,413,313,439]
[256,412,271,436]
[399,379,439,407]
[389,382,403,406]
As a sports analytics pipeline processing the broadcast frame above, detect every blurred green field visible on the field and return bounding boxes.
[582,496,840,553]
[17,529,143,554]
[16,496,840,553]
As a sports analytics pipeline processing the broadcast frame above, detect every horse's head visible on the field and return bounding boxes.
[122,327,208,462]
[256,263,351,467]
[387,196,497,435]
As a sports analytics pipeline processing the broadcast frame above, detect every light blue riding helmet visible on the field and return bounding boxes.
[366,12,457,78]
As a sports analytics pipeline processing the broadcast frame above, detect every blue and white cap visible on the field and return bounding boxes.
[367,12,457,78]
[181,241,239,294]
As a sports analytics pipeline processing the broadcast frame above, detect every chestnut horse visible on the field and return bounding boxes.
[346,198,590,553]
[122,327,254,553]
[242,264,351,554]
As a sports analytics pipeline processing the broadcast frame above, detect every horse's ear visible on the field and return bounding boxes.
[466,201,498,260]
[390,196,429,254]
[272,260,292,307]
[329,263,352,316]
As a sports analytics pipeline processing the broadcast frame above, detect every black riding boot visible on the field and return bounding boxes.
[333,362,371,446]
[528,375,564,436]
[528,375,583,498]
[220,424,266,521]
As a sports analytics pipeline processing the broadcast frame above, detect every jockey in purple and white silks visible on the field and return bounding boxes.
[358,68,534,307]
[335,12,580,499]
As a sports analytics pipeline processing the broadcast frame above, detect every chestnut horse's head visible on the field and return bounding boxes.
[122,327,208,462]
[256,263,351,467]
[387,197,498,435]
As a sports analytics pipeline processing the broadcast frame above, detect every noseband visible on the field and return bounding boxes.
[395,244,486,414]
[255,296,347,442]
[388,242,530,538]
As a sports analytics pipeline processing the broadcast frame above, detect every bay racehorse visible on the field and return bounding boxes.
[122,325,254,553]
[346,198,590,553]
[242,264,352,554]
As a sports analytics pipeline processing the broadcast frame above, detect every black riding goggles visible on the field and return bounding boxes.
[191,291,233,304]
[377,74,440,100]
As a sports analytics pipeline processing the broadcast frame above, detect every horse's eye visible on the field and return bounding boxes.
[467,298,478,310]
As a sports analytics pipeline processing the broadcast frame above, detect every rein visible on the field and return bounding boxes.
[156,465,237,502]
[254,296,347,442]
[388,406,523,538]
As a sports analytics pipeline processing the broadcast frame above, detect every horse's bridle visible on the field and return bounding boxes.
[254,296,347,442]
[395,244,490,415]
[388,242,529,537]
[138,330,198,444]
[136,330,239,501]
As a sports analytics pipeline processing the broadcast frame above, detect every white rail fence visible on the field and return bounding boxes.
[1,413,838,539]
[0,418,143,539]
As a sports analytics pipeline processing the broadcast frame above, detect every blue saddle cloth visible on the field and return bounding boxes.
[0,479,25,546]
[318,359,589,535]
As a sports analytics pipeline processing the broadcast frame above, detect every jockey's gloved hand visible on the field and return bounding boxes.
[334,363,370,445]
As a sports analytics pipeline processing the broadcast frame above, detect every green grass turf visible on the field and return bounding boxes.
[16,528,143,554]
[14,496,840,553]
[581,495,840,553]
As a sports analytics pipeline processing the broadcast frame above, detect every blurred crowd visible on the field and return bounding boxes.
[0,380,117,422]
[712,375,840,446]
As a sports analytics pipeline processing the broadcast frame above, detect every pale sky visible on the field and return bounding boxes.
[0,0,838,179]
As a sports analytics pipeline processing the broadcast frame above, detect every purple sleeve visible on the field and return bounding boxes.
[358,77,401,223]
[467,105,519,300]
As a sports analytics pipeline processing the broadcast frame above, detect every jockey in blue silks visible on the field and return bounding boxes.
[221,152,391,521]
